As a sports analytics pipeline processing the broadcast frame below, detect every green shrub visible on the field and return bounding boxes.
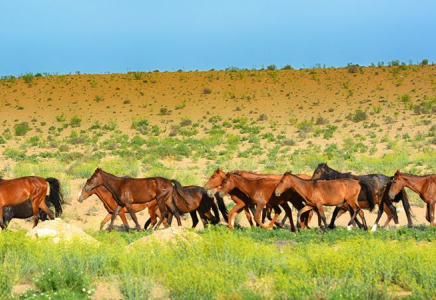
[14,122,31,136]
[131,117,149,134]
[202,87,212,94]
[21,73,35,86]
[70,116,82,128]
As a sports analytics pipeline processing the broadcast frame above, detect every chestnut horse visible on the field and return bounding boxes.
[217,173,296,230]
[0,176,62,229]
[275,172,368,231]
[234,170,315,228]
[2,178,63,228]
[204,168,312,229]
[389,170,436,226]
[82,168,187,231]
[311,163,410,230]
[77,185,160,230]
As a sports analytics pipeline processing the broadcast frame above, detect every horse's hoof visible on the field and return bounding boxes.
[347,225,352,231]
[371,224,377,232]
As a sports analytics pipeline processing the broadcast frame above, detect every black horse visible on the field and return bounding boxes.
[2,178,63,228]
[312,163,413,229]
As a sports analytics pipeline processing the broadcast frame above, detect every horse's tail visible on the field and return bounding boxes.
[171,180,190,208]
[359,180,375,212]
[46,177,63,217]
[214,193,229,223]
[395,188,417,222]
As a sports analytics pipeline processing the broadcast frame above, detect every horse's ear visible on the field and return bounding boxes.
[395,170,401,176]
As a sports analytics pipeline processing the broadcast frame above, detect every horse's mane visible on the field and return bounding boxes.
[229,172,277,182]
[0,177,3,184]
[397,171,435,178]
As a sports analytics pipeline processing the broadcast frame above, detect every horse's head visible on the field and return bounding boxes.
[218,173,236,198]
[388,170,405,200]
[77,182,93,203]
[204,168,226,196]
[84,168,103,193]
[312,163,328,179]
[274,171,293,197]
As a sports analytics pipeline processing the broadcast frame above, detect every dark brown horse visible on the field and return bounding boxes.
[77,185,160,230]
[163,185,221,228]
[0,176,61,229]
[2,178,63,228]
[311,163,410,230]
[275,172,368,231]
[389,170,436,226]
[82,168,187,231]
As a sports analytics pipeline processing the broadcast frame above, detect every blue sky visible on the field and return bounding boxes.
[0,1,435,76]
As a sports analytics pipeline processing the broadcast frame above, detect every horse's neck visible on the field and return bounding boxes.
[289,176,311,200]
[232,176,257,197]
[100,173,122,195]
[403,174,430,195]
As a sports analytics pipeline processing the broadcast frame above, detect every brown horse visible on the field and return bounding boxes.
[82,168,187,231]
[275,172,368,231]
[77,185,160,230]
[0,176,61,229]
[217,173,292,230]
[164,185,221,228]
[389,170,436,226]
[204,168,312,229]
[312,163,410,230]
[234,170,315,228]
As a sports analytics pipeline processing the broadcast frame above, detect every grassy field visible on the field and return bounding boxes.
[1,63,436,299]
[1,226,436,299]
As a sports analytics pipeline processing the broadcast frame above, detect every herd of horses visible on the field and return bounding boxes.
[1,163,436,232]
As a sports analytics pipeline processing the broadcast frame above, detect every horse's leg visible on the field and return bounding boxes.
[426,202,431,223]
[297,206,314,231]
[399,189,413,227]
[253,201,269,229]
[281,202,296,232]
[266,206,281,229]
[118,210,130,231]
[357,207,368,230]
[0,205,4,229]
[328,206,344,229]
[38,200,55,221]
[190,211,199,228]
[248,205,257,227]
[123,203,141,231]
[228,198,246,229]
[430,201,436,226]
[316,204,327,231]
[372,199,385,231]
[108,205,122,231]
[382,204,392,228]
[100,213,112,230]
[280,215,288,227]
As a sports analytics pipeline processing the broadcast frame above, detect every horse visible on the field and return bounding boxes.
[0,176,62,229]
[233,170,315,228]
[388,170,436,226]
[204,168,312,230]
[163,185,221,228]
[77,185,160,230]
[275,171,368,231]
[311,163,412,230]
[3,178,63,228]
[82,168,188,231]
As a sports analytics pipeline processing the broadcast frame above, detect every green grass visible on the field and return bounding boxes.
[1,227,436,299]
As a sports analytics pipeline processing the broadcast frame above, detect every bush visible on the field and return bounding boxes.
[281,64,293,70]
[21,73,34,86]
[70,116,82,128]
[349,109,367,122]
[14,122,31,136]
[202,88,212,94]
[94,95,104,102]
[421,58,429,66]
[131,117,149,134]
[347,63,359,73]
